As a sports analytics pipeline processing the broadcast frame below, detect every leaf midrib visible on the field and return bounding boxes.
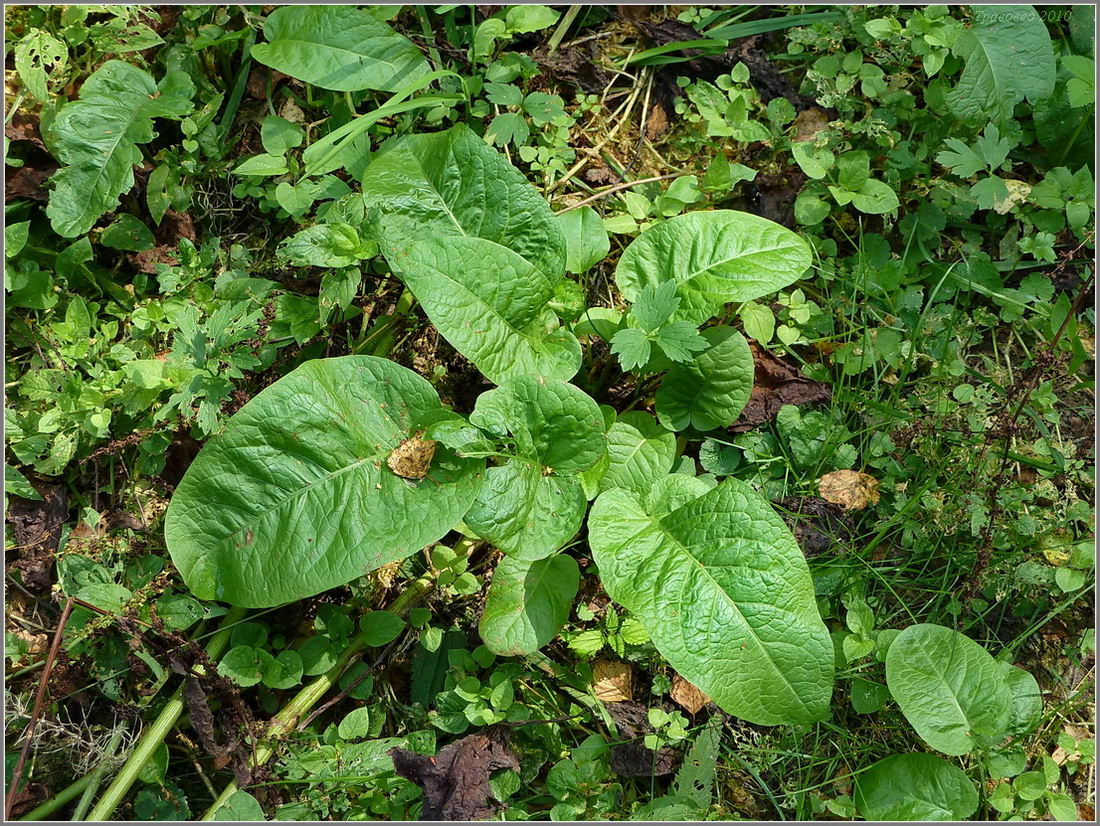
[610,494,812,717]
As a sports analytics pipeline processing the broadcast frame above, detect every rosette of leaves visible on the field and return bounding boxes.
[463,376,606,561]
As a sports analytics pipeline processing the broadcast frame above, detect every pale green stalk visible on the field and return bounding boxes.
[201,539,476,820]
[85,606,248,821]
[71,727,125,821]
[16,774,92,821]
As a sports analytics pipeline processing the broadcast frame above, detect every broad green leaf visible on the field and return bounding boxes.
[557,207,610,274]
[854,754,979,821]
[212,791,265,822]
[464,377,605,559]
[479,554,579,656]
[5,464,42,500]
[391,237,582,384]
[100,214,154,251]
[46,61,193,238]
[587,478,833,725]
[656,327,754,432]
[614,210,812,325]
[364,124,566,280]
[598,411,677,497]
[1000,661,1042,734]
[885,624,1012,755]
[364,125,578,384]
[165,356,484,608]
[251,6,429,92]
[946,6,1056,126]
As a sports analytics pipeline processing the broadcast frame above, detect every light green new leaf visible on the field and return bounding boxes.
[885,624,1012,755]
[251,6,429,92]
[848,179,900,215]
[557,206,610,274]
[656,327,754,432]
[598,411,677,497]
[854,753,979,821]
[46,61,194,238]
[588,479,833,725]
[615,210,812,325]
[392,237,582,384]
[479,554,579,656]
[946,6,1056,125]
[165,357,484,608]
[277,224,372,268]
[464,377,605,559]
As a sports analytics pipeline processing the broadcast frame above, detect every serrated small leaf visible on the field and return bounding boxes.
[632,281,680,332]
[611,328,652,371]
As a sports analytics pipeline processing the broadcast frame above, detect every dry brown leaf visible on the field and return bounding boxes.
[670,674,710,714]
[818,470,880,511]
[5,627,48,665]
[792,107,830,143]
[592,660,633,702]
[645,102,669,139]
[729,341,831,433]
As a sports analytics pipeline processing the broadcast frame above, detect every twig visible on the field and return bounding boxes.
[554,173,681,213]
[296,639,400,732]
[5,598,75,819]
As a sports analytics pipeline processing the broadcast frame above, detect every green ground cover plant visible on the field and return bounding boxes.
[5,4,1095,822]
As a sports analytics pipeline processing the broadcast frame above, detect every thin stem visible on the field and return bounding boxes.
[15,774,92,821]
[547,5,583,54]
[554,173,681,214]
[84,606,248,821]
[200,538,478,820]
[5,598,75,819]
[71,726,126,821]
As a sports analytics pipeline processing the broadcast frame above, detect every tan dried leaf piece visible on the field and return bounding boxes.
[670,674,711,715]
[592,660,633,702]
[792,107,830,143]
[818,470,880,511]
[386,434,436,480]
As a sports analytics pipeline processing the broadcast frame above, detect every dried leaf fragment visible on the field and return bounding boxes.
[387,433,436,480]
[592,660,633,702]
[670,674,711,715]
[818,470,880,511]
[390,732,519,821]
